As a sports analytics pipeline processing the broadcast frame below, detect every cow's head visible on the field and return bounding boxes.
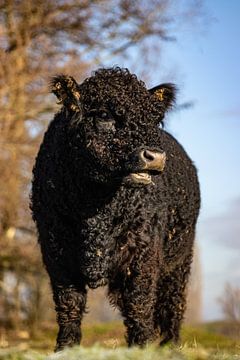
[51,68,176,186]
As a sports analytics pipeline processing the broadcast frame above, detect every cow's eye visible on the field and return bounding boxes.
[87,109,111,120]
[98,110,110,120]
[99,111,108,119]
[88,109,116,131]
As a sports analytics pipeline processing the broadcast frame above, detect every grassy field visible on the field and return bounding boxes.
[0,322,239,360]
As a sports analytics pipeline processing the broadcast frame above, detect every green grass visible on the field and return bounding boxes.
[0,322,239,360]
[181,325,239,350]
[0,344,240,360]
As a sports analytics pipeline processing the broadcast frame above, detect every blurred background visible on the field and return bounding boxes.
[0,0,239,348]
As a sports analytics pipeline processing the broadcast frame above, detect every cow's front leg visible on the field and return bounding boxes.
[122,270,159,346]
[52,283,87,352]
[109,250,159,347]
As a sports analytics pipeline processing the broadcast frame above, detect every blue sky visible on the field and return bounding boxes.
[113,1,240,320]
[160,1,240,320]
[167,1,240,320]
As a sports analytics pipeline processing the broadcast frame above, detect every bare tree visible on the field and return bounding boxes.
[217,283,240,339]
[219,283,240,323]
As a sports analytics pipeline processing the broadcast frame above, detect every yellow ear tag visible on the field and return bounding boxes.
[155,88,164,101]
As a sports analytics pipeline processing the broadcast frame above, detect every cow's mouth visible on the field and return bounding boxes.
[130,172,152,185]
[129,169,161,185]
[127,150,166,185]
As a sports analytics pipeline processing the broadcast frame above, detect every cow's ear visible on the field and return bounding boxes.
[149,83,176,110]
[50,75,81,112]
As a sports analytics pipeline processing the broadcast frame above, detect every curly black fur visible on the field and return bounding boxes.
[31,67,200,351]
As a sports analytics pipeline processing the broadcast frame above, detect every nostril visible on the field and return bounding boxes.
[137,148,166,172]
[143,149,155,162]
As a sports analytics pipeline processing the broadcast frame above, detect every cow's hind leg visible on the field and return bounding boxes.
[156,256,192,346]
[52,283,87,351]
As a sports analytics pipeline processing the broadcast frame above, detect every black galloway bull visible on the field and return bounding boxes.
[31,67,200,351]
